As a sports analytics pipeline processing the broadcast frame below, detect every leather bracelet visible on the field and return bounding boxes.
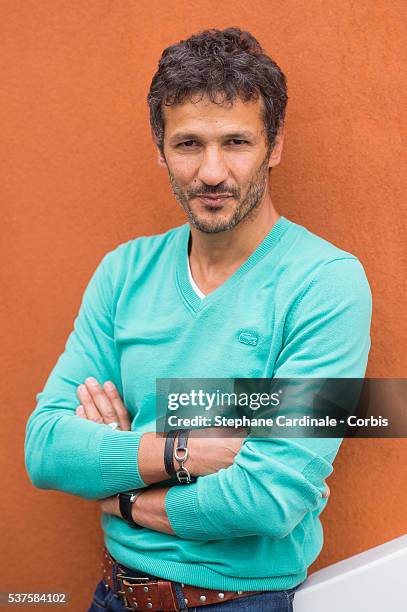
[174,429,196,484]
[117,490,145,529]
[164,429,179,478]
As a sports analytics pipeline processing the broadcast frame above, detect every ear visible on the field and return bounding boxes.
[157,146,167,168]
[151,128,167,167]
[153,137,167,168]
[268,125,285,169]
[156,144,167,168]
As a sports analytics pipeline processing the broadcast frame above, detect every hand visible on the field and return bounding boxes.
[322,481,330,499]
[187,427,246,476]
[75,377,131,431]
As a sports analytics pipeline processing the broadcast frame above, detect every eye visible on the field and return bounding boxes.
[178,140,198,148]
[228,139,249,146]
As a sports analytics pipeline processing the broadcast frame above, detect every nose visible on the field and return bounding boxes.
[196,145,229,186]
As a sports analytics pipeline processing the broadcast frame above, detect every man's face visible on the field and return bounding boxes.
[159,95,282,234]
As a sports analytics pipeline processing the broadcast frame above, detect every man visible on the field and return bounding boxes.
[25,28,372,612]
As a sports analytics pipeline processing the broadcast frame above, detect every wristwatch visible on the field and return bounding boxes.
[117,490,144,528]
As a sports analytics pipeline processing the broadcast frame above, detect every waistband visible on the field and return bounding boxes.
[101,545,261,611]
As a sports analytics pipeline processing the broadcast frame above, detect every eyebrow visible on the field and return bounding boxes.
[169,130,255,144]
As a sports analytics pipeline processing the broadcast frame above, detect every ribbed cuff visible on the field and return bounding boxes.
[99,430,145,493]
[165,483,209,540]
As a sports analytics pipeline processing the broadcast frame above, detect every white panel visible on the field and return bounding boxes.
[294,534,407,612]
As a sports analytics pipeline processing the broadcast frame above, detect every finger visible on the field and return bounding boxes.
[103,381,131,431]
[75,405,86,417]
[84,377,119,426]
[99,495,121,517]
[322,483,330,499]
[77,384,104,424]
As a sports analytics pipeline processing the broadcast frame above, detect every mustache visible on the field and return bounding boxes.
[187,185,240,198]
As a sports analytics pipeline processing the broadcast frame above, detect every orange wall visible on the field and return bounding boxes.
[1,1,406,609]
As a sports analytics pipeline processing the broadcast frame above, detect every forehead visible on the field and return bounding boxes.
[162,95,265,139]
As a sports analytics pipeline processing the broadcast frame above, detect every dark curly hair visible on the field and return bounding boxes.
[147,27,288,155]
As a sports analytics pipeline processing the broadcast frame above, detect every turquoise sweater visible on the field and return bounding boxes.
[25,216,372,590]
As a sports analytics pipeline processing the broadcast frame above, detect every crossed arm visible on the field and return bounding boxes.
[75,377,330,536]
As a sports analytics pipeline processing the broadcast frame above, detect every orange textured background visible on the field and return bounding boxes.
[1,1,406,609]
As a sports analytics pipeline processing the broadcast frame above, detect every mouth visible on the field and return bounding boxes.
[194,194,233,207]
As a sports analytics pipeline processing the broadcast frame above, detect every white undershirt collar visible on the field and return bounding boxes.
[187,255,206,299]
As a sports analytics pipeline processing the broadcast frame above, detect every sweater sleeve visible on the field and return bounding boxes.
[24,249,146,500]
[165,257,372,540]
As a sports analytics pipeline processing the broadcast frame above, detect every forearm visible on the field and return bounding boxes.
[137,429,240,484]
[123,432,242,534]
[25,407,146,499]
[137,432,201,485]
[163,438,337,541]
[137,433,169,484]
[27,411,177,497]
[114,442,329,542]
[117,440,333,541]
[26,411,222,499]
[132,486,174,534]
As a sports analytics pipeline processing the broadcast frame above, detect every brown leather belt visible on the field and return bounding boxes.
[101,546,259,611]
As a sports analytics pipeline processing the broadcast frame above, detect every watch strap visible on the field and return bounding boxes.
[118,490,144,528]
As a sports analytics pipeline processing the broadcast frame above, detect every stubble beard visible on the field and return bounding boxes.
[167,153,270,234]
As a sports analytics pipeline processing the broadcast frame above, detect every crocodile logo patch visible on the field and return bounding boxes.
[238,331,259,346]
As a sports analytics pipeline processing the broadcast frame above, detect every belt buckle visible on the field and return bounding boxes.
[116,572,151,611]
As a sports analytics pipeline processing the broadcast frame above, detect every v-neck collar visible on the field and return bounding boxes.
[175,215,291,314]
